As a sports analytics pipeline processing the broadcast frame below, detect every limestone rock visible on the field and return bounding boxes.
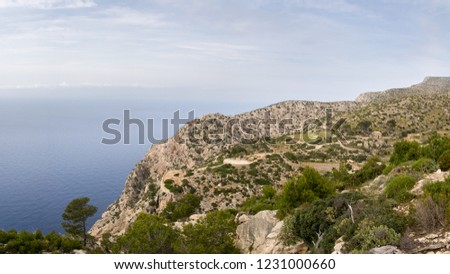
[368,246,401,254]
[236,210,308,254]
[332,237,345,254]
[362,175,388,194]
[411,170,449,195]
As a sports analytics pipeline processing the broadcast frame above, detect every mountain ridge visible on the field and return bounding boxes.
[90,77,450,238]
[355,76,450,104]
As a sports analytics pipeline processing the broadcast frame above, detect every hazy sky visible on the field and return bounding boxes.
[1,0,449,102]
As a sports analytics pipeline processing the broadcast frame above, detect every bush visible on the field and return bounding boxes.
[349,156,385,186]
[414,196,445,232]
[345,219,400,253]
[240,197,274,215]
[422,135,450,161]
[179,210,239,254]
[162,193,202,222]
[211,164,237,178]
[438,150,450,171]
[276,167,334,218]
[384,175,416,203]
[164,179,183,194]
[423,178,450,221]
[114,213,180,254]
[240,186,276,214]
[382,163,395,175]
[358,198,409,234]
[0,229,81,254]
[280,192,365,253]
[411,158,439,173]
[284,152,298,162]
[390,140,421,165]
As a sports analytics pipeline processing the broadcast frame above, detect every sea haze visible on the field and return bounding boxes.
[0,90,262,233]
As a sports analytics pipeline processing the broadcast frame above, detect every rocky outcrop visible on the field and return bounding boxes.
[235,210,308,254]
[173,214,205,230]
[369,245,401,254]
[411,170,449,195]
[361,175,388,194]
[410,231,450,254]
[331,237,345,254]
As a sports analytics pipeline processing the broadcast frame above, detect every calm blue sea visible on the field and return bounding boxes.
[0,91,262,233]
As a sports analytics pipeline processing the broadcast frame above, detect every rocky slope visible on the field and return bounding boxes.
[355,77,450,104]
[90,77,450,239]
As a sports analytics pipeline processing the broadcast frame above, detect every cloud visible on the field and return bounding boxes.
[177,42,258,62]
[0,0,96,9]
[99,7,168,27]
[283,0,359,13]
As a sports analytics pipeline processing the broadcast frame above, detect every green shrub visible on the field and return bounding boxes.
[423,177,450,221]
[345,219,400,253]
[114,213,180,254]
[262,185,276,199]
[331,162,350,184]
[412,158,439,173]
[240,186,276,214]
[0,229,81,254]
[384,175,416,203]
[422,135,450,161]
[227,145,248,157]
[390,140,421,165]
[164,179,174,188]
[179,210,239,254]
[253,178,271,185]
[162,193,202,222]
[280,192,365,253]
[185,170,194,177]
[382,163,395,175]
[349,156,385,186]
[438,150,450,171]
[212,164,237,178]
[358,198,409,234]
[164,179,183,194]
[241,197,274,214]
[276,167,334,218]
[284,152,298,162]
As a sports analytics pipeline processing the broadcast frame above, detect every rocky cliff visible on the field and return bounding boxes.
[90,77,450,239]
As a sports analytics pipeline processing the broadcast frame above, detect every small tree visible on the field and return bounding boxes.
[62,197,97,247]
[179,210,239,254]
[438,150,450,171]
[384,175,416,203]
[389,140,421,165]
[114,213,179,254]
[162,193,202,222]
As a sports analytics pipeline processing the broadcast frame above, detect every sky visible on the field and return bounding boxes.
[0,0,449,102]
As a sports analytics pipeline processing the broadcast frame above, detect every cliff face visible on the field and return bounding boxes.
[90,77,450,238]
[90,101,356,237]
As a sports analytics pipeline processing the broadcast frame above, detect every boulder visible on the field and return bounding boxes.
[332,236,345,254]
[362,175,387,194]
[368,245,401,254]
[411,170,449,195]
[236,210,308,254]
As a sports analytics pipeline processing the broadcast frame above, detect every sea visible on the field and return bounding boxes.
[0,88,262,233]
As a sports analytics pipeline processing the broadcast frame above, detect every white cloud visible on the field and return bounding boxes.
[177,42,258,62]
[100,7,168,27]
[284,0,359,13]
[0,0,96,9]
